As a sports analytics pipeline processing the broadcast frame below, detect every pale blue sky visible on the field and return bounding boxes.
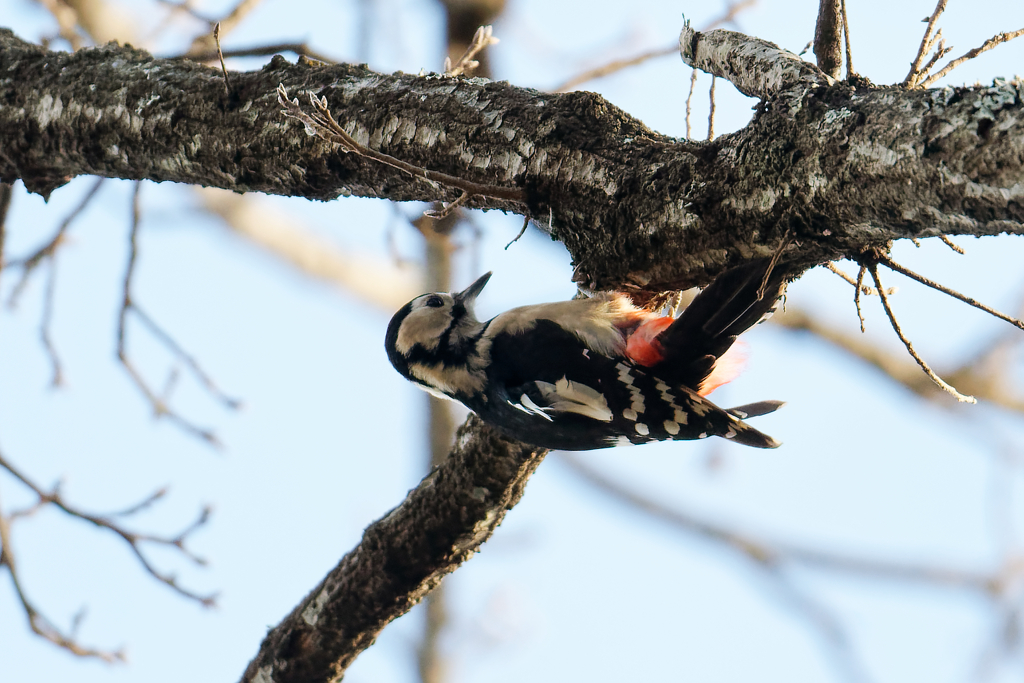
[3,1,1024,682]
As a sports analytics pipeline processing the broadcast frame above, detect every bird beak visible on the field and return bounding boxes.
[455,272,492,305]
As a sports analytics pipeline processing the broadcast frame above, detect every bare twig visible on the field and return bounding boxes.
[918,28,1024,88]
[553,46,677,93]
[939,234,965,254]
[7,177,105,308]
[506,215,530,250]
[444,25,498,77]
[0,448,215,605]
[904,0,949,86]
[867,262,977,403]
[915,33,951,84]
[213,23,232,94]
[775,305,1024,411]
[840,0,854,77]
[0,486,124,661]
[423,190,471,219]
[685,68,698,139]
[825,261,895,296]
[877,254,1024,332]
[277,85,525,204]
[117,183,233,446]
[758,228,790,300]
[854,264,866,332]
[0,183,11,279]
[707,76,717,140]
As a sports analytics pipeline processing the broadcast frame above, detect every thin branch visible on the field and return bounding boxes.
[904,0,948,86]
[560,453,992,588]
[854,264,866,332]
[213,23,232,94]
[117,183,230,446]
[184,0,265,57]
[914,33,951,85]
[918,28,1024,88]
[774,305,1024,411]
[277,85,525,204]
[707,76,717,140]
[553,46,677,93]
[566,452,881,682]
[758,227,790,300]
[0,182,11,280]
[825,261,895,296]
[0,448,215,605]
[131,305,242,409]
[840,0,854,77]
[423,190,471,219]
[867,262,977,403]
[939,234,965,254]
[552,0,756,92]
[505,215,530,250]
[444,25,499,77]
[0,486,124,662]
[6,176,105,308]
[685,68,698,139]
[877,253,1024,332]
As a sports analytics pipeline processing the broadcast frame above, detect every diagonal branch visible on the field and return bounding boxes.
[918,28,1024,88]
[868,262,976,403]
[552,0,756,93]
[117,183,238,446]
[0,447,215,609]
[904,0,948,86]
[877,254,1024,332]
[240,416,545,683]
[561,453,992,589]
[0,487,124,662]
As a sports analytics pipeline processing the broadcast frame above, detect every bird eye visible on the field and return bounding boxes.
[425,295,444,308]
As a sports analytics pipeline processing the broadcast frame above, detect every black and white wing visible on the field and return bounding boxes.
[476,319,780,451]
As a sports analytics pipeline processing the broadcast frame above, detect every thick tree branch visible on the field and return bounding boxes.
[240,416,546,683]
[2,29,1023,291]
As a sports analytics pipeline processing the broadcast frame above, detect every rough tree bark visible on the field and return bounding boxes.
[1,22,1023,683]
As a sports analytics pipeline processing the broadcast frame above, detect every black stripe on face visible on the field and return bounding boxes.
[385,301,416,379]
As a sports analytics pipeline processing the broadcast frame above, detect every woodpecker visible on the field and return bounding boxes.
[385,259,787,451]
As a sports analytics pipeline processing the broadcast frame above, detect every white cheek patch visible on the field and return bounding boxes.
[410,362,485,396]
[396,303,451,355]
[534,377,613,422]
